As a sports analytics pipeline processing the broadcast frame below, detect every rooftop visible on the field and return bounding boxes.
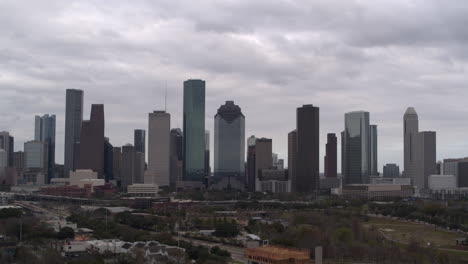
[245,245,310,261]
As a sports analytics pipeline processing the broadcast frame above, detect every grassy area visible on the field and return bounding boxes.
[367,217,463,249]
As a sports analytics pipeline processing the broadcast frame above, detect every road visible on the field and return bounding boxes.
[174,235,246,263]
[15,201,68,219]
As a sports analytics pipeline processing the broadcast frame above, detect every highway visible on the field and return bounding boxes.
[174,235,246,263]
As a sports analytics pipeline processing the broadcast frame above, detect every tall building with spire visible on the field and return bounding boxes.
[403,107,436,190]
[183,79,206,181]
[403,107,419,177]
[64,89,83,176]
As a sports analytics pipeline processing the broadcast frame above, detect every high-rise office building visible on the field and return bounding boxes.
[0,132,14,168]
[121,144,135,190]
[324,133,337,178]
[412,131,436,190]
[246,135,256,191]
[383,164,400,178]
[403,107,418,177]
[205,130,211,176]
[64,89,83,176]
[113,147,122,185]
[370,125,378,176]
[13,151,25,171]
[183,79,206,181]
[444,158,468,188]
[214,101,245,180]
[34,114,56,182]
[170,129,184,189]
[343,111,370,184]
[254,138,273,191]
[288,130,297,191]
[134,129,146,154]
[104,138,113,182]
[24,141,48,170]
[75,104,105,177]
[295,105,320,192]
[148,111,170,186]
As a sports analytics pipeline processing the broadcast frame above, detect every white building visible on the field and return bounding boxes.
[147,111,170,187]
[428,174,457,190]
[371,177,411,185]
[259,180,291,193]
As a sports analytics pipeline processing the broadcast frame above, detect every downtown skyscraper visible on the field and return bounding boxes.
[214,101,245,180]
[183,79,206,182]
[64,89,83,176]
[343,111,371,184]
[324,133,337,178]
[148,111,170,186]
[403,107,419,177]
[34,114,56,182]
[75,104,105,177]
[134,129,146,154]
[370,124,378,176]
[403,107,436,190]
[294,105,320,193]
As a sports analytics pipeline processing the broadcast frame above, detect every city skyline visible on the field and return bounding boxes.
[3,1,468,172]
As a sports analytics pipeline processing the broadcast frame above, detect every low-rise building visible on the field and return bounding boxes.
[127,184,159,197]
[244,245,312,264]
[428,174,457,190]
[340,184,414,199]
[370,177,411,185]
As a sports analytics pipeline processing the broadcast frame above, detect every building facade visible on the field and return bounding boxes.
[383,163,400,178]
[134,129,146,154]
[148,111,170,186]
[370,124,378,176]
[205,130,210,176]
[0,132,14,168]
[403,107,418,177]
[324,133,337,178]
[35,114,56,182]
[104,138,113,182]
[183,79,206,181]
[254,138,272,191]
[343,111,370,184]
[295,105,320,193]
[213,101,245,180]
[64,89,83,176]
[246,135,257,191]
[412,131,436,190]
[288,130,297,191]
[75,104,105,177]
[170,129,183,189]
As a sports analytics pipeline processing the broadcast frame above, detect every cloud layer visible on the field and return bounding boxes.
[1,0,468,172]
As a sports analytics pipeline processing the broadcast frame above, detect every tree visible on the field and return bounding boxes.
[57,227,75,240]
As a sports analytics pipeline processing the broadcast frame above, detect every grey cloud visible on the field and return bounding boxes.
[1,0,468,171]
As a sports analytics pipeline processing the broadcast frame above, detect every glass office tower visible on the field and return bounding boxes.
[183,79,206,181]
[34,114,56,182]
[343,111,370,184]
[214,101,245,179]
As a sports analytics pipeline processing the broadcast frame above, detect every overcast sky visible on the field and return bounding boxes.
[2,0,468,172]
